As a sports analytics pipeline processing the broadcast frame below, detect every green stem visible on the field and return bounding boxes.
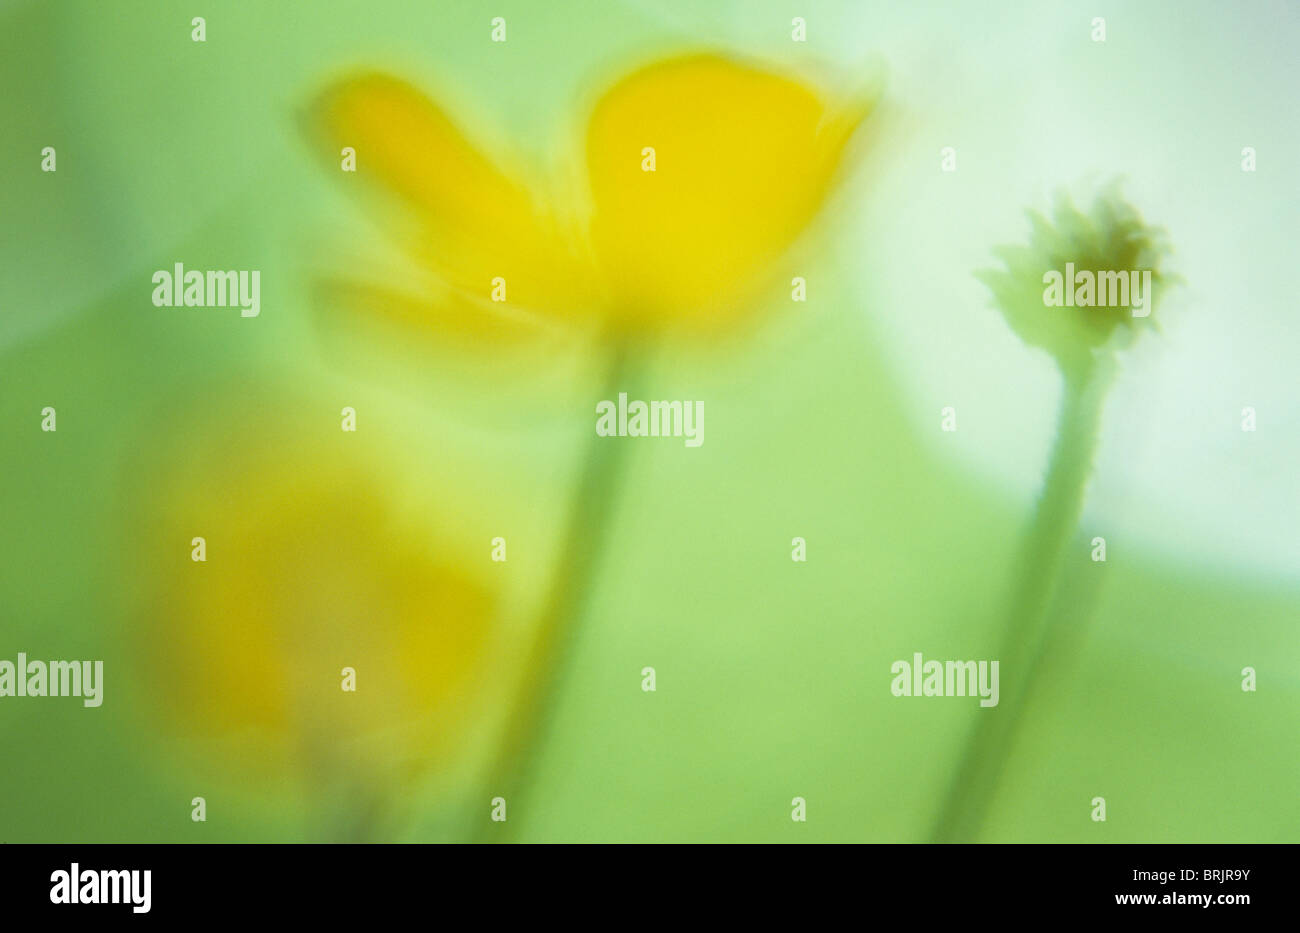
[474,334,641,842]
[929,358,1114,842]
[301,722,395,842]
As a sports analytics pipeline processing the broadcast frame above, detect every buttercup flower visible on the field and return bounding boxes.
[129,406,497,838]
[305,52,875,338]
[298,52,878,839]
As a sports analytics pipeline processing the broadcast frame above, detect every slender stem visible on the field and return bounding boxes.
[301,721,392,842]
[474,333,641,842]
[929,359,1114,842]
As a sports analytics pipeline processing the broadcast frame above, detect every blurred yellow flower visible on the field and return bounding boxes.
[281,51,876,837]
[306,52,874,338]
[131,410,496,807]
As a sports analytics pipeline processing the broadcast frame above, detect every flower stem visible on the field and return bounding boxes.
[474,333,641,841]
[929,359,1114,842]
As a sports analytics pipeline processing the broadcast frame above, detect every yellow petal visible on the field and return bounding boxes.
[585,54,871,333]
[306,72,597,322]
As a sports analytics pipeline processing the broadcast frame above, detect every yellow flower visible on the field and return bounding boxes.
[273,51,875,835]
[305,52,874,338]
[130,409,496,798]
